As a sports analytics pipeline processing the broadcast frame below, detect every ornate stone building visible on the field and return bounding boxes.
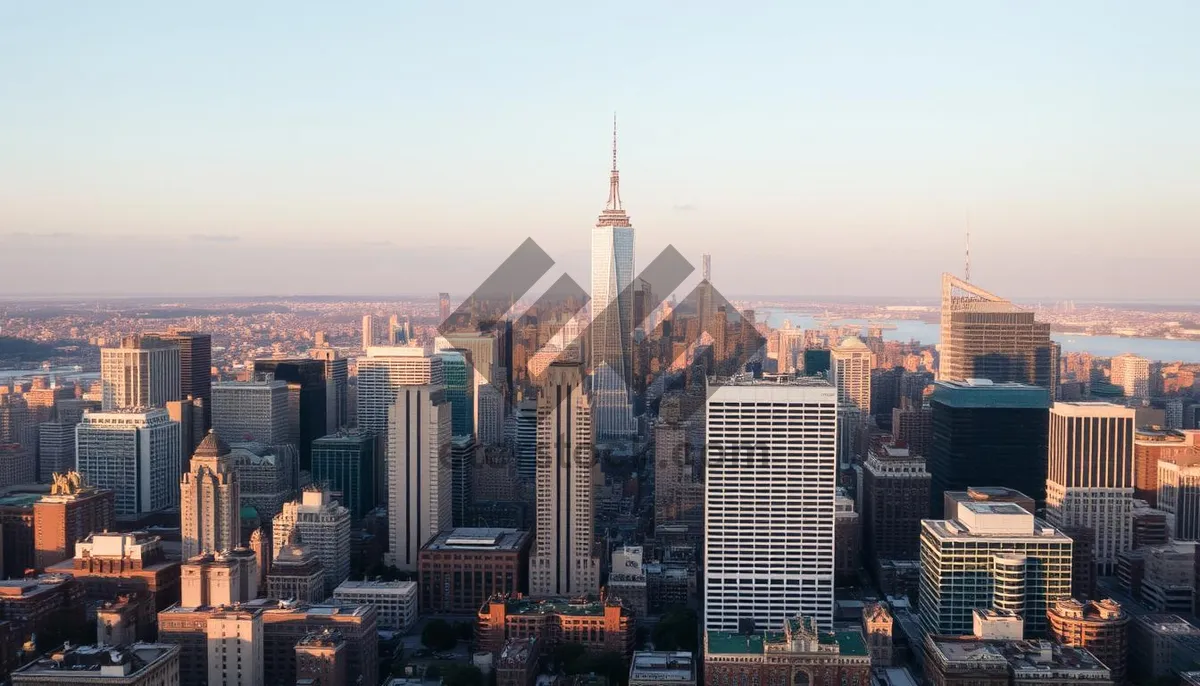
[703,616,871,686]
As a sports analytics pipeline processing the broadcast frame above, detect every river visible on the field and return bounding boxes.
[758,311,1200,364]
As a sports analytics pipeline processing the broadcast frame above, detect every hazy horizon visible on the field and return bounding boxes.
[3,3,1198,300]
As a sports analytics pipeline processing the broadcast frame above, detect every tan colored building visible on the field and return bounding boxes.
[419,528,530,614]
[12,642,180,686]
[266,543,325,603]
[47,531,180,612]
[1134,428,1200,505]
[207,607,264,686]
[703,616,871,686]
[862,602,894,667]
[180,431,240,560]
[478,594,633,657]
[1047,598,1128,683]
[33,471,115,570]
[295,629,347,686]
[272,489,350,594]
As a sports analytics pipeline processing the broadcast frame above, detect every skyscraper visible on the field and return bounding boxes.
[1046,402,1136,575]
[513,398,537,481]
[590,118,636,440]
[862,444,930,562]
[32,471,115,570]
[477,383,504,446]
[1110,353,1151,403]
[530,362,599,596]
[308,347,349,432]
[100,336,182,411]
[929,379,1051,516]
[144,330,212,434]
[211,379,290,446]
[76,408,182,517]
[704,375,838,632]
[386,385,452,571]
[311,429,376,520]
[440,350,475,437]
[355,346,444,437]
[938,273,1057,396]
[181,431,241,560]
[831,337,873,465]
[439,293,451,322]
[361,315,374,351]
[252,359,327,470]
[272,489,351,594]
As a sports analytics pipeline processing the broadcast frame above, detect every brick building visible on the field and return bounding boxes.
[47,531,181,612]
[419,528,531,614]
[703,616,871,686]
[33,472,115,570]
[477,594,634,657]
[1047,598,1128,684]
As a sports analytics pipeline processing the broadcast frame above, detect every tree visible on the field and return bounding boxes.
[442,664,484,686]
[422,619,458,651]
[652,606,699,653]
[454,620,475,641]
[552,643,588,672]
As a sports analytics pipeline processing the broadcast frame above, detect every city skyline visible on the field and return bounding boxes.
[4,3,1200,300]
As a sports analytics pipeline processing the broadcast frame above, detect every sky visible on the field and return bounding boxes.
[2,1,1199,300]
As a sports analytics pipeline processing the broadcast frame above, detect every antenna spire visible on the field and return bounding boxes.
[612,112,618,172]
[965,220,971,282]
[605,113,622,211]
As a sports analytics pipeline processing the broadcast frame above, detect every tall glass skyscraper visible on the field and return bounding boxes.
[590,118,636,440]
[439,350,475,438]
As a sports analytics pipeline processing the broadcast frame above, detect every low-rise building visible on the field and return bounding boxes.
[924,635,1113,686]
[1046,598,1128,684]
[1130,614,1200,681]
[0,574,85,644]
[295,629,347,686]
[266,543,325,603]
[703,616,871,686]
[46,531,181,613]
[332,580,417,632]
[418,528,531,614]
[12,642,180,686]
[629,651,695,686]
[496,637,541,686]
[478,594,634,657]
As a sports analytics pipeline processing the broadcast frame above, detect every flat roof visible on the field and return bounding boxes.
[425,527,529,552]
[630,651,695,681]
[705,629,868,657]
[932,381,1051,409]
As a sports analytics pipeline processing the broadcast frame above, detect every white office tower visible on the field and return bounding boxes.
[207,607,264,686]
[1110,353,1151,403]
[919,500,1073,637]
[181,431,241,560]
[272,488,351,594]
[831,337,873,465]
[530,362,599,596]
[477,383,504,446]
[386,385,452,571]
[513,398,538,481]
[75,408,181,517]
[355,346,444,436]
[590,120,636,441]
[361,314,375,351]
[703,376,838,632]
[1045,402,1136,575]
[211,379,290,445]
[100,336,181,410]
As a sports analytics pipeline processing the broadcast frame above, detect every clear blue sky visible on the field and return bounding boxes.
[2,1,1198,299]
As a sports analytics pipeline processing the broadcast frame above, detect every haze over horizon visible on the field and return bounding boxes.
[3,2,1198,300]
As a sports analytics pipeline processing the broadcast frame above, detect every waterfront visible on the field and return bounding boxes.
[759,311,1200,363]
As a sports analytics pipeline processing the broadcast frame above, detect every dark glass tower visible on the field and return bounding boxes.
[929,379,1051,516]
[145,330,212,430]
[311,429,376,520]
[252,358,327,470]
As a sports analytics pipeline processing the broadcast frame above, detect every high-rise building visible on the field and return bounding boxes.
[1134,428,1200,505]
[180,431,241,560]
[308,347,349,432]
[230,442,295,522]
[451,435,475,528]
[704,376,837,632]
[38,419,81,483]
[862,444,929,563]
[252,359,327,470]
[929,379,1051,515]
[33,471,115,570]
[919,499,1073,637]
[1047,598,1129,684]
[440,350,476,437]
[1158,460,1200,540]
[1046,402,1135,575]
[272,489,350,594]
[938,273,1057,396]
[361,315,374,351]
[311,430,376,520]
[477,383,504,446]
[207,606,264,686]
[211,379,290,446]
[355,346,444,437]
[144,330,213,435]
[590,121,635,441]
[831,337,873,410]
[418,528,531,615]
[439,293,451,321]
[100,336,182,411]
[1110,353,1151,403]
[0,443,34,488]
[76,409,182,517]
[513,399,537,481]
[266,542,325,603]
[654,409,702,535]
[890,400,932,457]
[385,385,451,571]
[529,362,598,596]
[434,333,499,433]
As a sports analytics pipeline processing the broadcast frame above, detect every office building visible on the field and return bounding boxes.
[512,399,537,481]
[440,350,475,437]
[311,430,376,520]
[1139,543,1195,613]
[207,606,264,686]
[938,274,1057,395]
[100,336,182,411]
[252,359,326,470]
[1135,428,1200,505]
[654,411,702,534]
[11,642,180,686]
[1047,598,1129,683]
[1130,614,1200,681]
[211,379,290,446]
[33,471,115,570]
[862,443,929,563]
[361,315,375,351]
[891,401,932,458]
[1111,353,1151,402]
[704,375,837,632]
[924,632,1113,686]
[76,409,182,517]
[230,441,294,522]
[1058,525,1097,601]
[1046,402,1136,575]
[608,545,648,618]
[144,330,213,435]
[1158,460,1200,540]
[628,652,695,686]
[418,528,531,614]
[919,499,1073,637]
[355,346,443,436]
[478,383,504,446]
[332,580,417,632]
[272,489,350,594]
[46,531,181,612]
[831,337,873,410]
[0,443,34,489]
[477,595,634,656]
[703,616,871,686]
[294,629,346,686]
[386,384,451,571]
[530,362,599,596]
[180,431,240,560]
[308,347,348,432]
[39,419,81,483]
[451,435,475,527]
[929,379,1051,515]
[834,492,860,582]
[265,542,325,603]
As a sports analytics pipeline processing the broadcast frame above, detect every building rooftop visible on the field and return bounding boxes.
[705,629,868,657]
[424,527,530,552]
[629,651,695,682]
[931,381,1051,409]
[498,637,539,665]
[14,642,179,679]
[710,374,834,388]
[483,595,628,618]
[334,580,417,594]
[1135,614,1200,635]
